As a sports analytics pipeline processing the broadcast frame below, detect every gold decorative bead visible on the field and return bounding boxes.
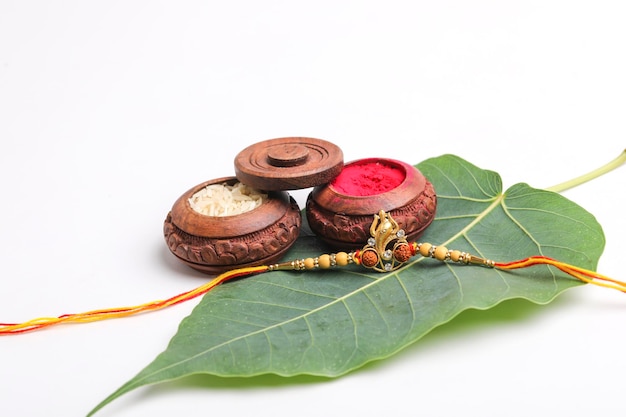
[318,254,331,269]
[419,242,432,257]
[449,250,461,262]
[304,258,316,269]
[335,252,349,266]
[434,245,448,261]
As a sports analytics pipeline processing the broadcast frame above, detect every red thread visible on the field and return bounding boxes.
[0,266,269,335]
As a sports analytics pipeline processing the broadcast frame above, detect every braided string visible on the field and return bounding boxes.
[1,210,621,335]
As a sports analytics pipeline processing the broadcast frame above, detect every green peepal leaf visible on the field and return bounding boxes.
[89,154,604,416]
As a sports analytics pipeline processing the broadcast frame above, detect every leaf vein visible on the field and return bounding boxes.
[447,156,495,198]
[437,195,497,203]
[420,161,463,196]
[500,202,543,255]
[256,280,339,301]
[395,274,417,326]
[362,289,392,336]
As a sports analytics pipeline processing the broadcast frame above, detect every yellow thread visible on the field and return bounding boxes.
[0,265,268,334]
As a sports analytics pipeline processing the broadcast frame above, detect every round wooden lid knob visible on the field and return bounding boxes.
[234,137,344,190]
[266,144,310,167]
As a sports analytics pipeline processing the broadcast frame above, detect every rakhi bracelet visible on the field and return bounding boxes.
[269,210,625,292]
[2,210,623,335]
[269,209,496,274]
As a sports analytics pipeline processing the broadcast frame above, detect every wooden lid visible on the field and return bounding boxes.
[234,137,344,190]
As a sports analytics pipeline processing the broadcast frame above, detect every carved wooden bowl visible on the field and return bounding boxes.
[164,177,301,273]
[306,158,436,249]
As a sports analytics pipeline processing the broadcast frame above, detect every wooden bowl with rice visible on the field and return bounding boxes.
[163,177,301,273]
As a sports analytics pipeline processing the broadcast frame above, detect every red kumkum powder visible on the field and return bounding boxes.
[331,160,406,196]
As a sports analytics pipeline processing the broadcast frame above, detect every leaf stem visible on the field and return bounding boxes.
[546,148,626,193]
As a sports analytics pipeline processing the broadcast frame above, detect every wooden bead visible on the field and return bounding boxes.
[393,244,412,263]
[304,258,316,269]
[335,252,349,266]
[449,250,462,262]
[318,254,331,269]
[361,250,379,268]
[433,245,448,261]
[419,242,432,257]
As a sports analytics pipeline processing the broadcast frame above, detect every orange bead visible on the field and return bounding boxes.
[361,250,379,268]
[394,244,412,263]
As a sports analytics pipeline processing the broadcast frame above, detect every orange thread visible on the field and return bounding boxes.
[0,265,269,335]
[2,250,623,336]
[494,256,626,293]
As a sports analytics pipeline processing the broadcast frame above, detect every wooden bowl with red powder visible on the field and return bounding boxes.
[306,158,437,249]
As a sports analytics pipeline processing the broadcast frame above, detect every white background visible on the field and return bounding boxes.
[1,1,625,416]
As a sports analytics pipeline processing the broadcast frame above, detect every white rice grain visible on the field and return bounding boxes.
[188,182,267,216]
